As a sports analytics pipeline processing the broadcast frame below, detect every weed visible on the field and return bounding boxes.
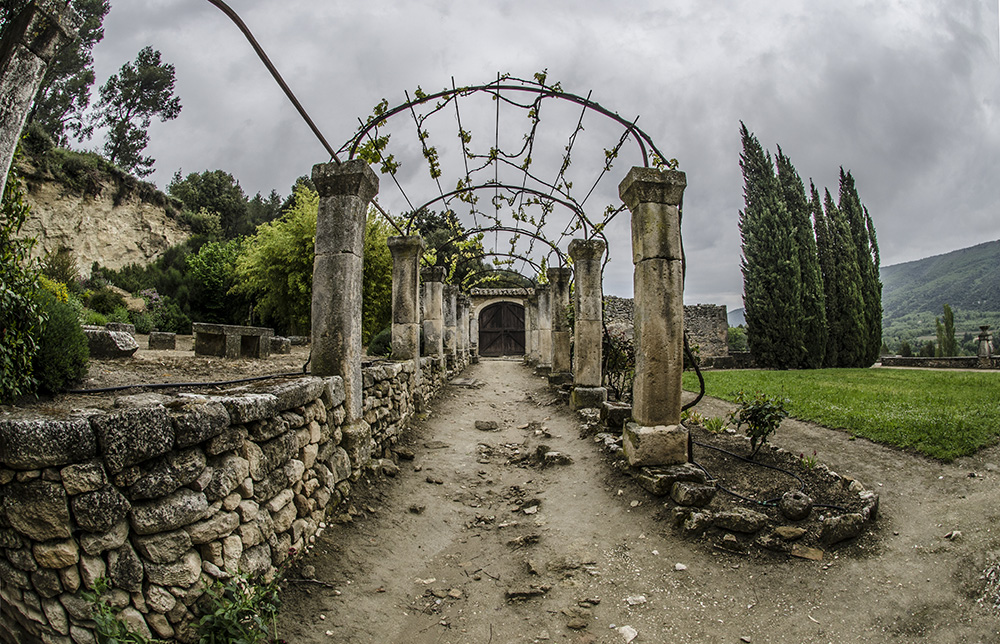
[703,416,726,433]
[799,450,818,469]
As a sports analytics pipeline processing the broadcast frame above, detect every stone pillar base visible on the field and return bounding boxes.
[623,422,688,466]
[534,365,552,377]
[570,386,607,410]
[547,371,573,386]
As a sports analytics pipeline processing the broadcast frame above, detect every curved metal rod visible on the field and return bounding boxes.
[433,224,567,266]
[461,268,535,291]
[204,0,340,163]
[409,182,585,229]
[343,79,670,169]
[451,251,543,282]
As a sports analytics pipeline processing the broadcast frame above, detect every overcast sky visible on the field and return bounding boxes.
[86,0,1000,311]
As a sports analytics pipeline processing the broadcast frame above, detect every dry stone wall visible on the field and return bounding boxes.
[0,361,453,644]
[604,296,730,358]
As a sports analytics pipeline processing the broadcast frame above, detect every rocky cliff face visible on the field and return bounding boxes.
[19,174,192,278]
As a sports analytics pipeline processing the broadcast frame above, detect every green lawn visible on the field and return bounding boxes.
[682,368,1000,461]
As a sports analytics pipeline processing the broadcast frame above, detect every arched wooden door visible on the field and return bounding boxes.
[478,302,525,357]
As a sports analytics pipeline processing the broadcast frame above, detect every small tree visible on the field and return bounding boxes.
[92,46,181,177]
[935,304,958,357]
[729,390,789,458]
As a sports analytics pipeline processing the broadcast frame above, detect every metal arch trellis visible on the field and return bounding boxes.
[205,0,679,284]
[339,72,678,283]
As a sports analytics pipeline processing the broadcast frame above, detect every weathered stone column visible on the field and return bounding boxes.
[422,266,446,370]
[312,160,378,425]
[469,301,480,363]
[569,239,607,409]
[458,294,471,367]
[387,236,423,364]
[534,285,552,375]
[0,1,80,195]
[443,284,458,369]
[547,267,573,385]
[620,167,687,466]
[524,293,539,365]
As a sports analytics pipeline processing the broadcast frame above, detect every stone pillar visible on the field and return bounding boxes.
[469,300,480,363]
[978,326,993,368]
[569,239,607,409]
[387,236,423,364]
[443,284,458,369]
[620,167,687,466]
[422,266,446,370]
[311,160,378,425]
[534,285,552,376]
[0,1,80,195]
[547,267,573,385]
[524,293,538,365]
[458,294,470,367]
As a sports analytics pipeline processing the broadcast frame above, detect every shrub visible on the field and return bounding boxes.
[82,578,167,644]
[156,297,191,334]
[367,326,392,356]
[88,287,126,314]
[1,151,43,403]
[83,310,108,326]
[130,310,155,334]
[38,275,69,302]
[33,291,89,393]
[42,246,79,285]
[728,389,789,458]
[107,306,131,324]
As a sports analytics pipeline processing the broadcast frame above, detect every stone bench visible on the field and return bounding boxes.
[148,331,176,350]
[192,322,274,359]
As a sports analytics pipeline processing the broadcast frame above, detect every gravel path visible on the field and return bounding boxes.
[278,359,1000,643]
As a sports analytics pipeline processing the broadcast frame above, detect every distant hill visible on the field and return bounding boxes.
[728,307,746,327]
[880,239,1000,321]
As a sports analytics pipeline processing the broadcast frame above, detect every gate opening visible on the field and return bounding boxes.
[478,302,526,357]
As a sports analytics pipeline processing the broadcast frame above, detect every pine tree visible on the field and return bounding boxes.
[776,148,826,368]
[738,123,802,369]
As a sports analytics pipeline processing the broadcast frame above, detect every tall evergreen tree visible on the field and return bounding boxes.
[838,169,881,365]
[823,188,866,366]
[936,303,958,356]
[738,123,802,369]
[92,46,182,177]
[776,148,826,368]
[810,182,838,365]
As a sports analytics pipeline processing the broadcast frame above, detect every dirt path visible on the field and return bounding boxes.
[279,359,1000,643]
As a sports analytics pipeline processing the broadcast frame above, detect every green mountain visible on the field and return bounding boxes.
[880,239,1000,349]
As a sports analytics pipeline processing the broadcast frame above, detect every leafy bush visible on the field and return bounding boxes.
[42,246,80,286]
[88,287,126,314]
[367,326,392,356]
[33,291,89,393]
[1,153,43,403]
[728,390,789,458]
[84,309,108,326]
[129,310,155,334]
[82,578,167,644]
[197,570,285,644]
[107,306,131,324]
[38,275,69,302]
[156,297,191,334]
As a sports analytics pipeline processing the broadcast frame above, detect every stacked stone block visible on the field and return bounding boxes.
[0,376,357,644]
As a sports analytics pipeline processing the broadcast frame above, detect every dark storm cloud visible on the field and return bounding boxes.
[86,1,1000,310]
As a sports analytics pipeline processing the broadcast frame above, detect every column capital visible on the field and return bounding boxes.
[387,235,424,258]
[312,159,379,203]
[421,265,447,283]
[568,239,607,262]
[619,167,686,210]
[546,267,573,284]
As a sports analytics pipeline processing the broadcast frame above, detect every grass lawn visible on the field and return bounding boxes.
[682,368,1000,461]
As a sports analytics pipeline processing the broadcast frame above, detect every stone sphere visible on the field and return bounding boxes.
[779,490,813,521]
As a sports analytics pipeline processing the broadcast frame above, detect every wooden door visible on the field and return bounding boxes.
[479,302,525,356]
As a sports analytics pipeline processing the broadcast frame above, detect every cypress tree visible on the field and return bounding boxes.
[824,188,866,367]
[776,148,827,368]
[810,182,838,366]
[838,169,881,366]
[738,123,802,369]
